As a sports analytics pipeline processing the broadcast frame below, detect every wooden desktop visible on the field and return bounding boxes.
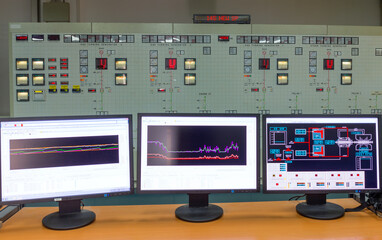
[1,198,382,239]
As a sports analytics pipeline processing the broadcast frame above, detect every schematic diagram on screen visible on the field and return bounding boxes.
[267,123,376,171]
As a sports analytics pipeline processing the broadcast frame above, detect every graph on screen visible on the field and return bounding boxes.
[10,135,119,170]
[147,126,247,166]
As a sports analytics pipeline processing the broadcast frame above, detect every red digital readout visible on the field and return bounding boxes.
[49,74,57,78]
[16,35,28,41]
[323,59,334,70]
[259,58,270,70]
[96,58,108,70]
[165,58,177,70]
[218,36,230,42]
[60,74,69,77]
[193,14,250,24]
[48,58,56,62]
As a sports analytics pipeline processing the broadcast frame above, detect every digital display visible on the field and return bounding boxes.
[218,36,230,42]
[259,58,270,70]
[138,114,259,192]
[264,116,380,192]
[16,35,28,41]
[96,58,108,70]
[193,14,251,24]
[165,58,177,70]
[324,59,334,70]
[0,116,133,203]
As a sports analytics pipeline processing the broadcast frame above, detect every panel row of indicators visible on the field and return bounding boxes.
[15,33,360,45]
[15,58,68,71]
[15,73,128,87]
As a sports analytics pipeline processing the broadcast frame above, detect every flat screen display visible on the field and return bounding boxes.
[138,114,259,193]
[263,115,380,193]
[0,116,133,204]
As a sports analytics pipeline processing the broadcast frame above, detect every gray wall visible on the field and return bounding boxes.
[1,0,381,116]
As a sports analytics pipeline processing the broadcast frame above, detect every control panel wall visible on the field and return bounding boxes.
[10,23,382,118]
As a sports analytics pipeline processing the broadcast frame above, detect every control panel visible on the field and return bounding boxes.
[9,23,382,117]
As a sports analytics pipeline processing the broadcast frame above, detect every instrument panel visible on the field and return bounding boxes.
[9,23,382,117]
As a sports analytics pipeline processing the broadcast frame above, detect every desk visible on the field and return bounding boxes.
[1,198,382,240]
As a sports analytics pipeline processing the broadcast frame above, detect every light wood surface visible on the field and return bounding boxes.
[1,198,382,240]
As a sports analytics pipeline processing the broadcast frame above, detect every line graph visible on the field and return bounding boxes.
[11,143,118,155]
[10,135,119,170]
[146,125,247,166]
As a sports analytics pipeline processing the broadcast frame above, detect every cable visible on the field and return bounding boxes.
[288,194,306,201]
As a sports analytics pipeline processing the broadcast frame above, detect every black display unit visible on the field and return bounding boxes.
[263,114,381,220]
[0,115,134,230]
[137,113,260,222]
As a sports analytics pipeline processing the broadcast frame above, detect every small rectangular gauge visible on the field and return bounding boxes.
[80,35,88,43]
[49,86,57,93]
[16,58,28,70]
[33,90,45,101]
[323,59,334,70]
[115,73,127,85]
[277,73,288,85]
[32,34,44,41]
[165,58,177,70]
[16,90,29,101]
[71,35,80,42]
[32,74,45,86]
[88,35,96,43]
[48,73,57,78]
[341,59,352,70]
[103,35,111,43]
[341,74,352,85]
[259,58,270,70]
[150,35,158,43]
[32,58,44,70]
[48,34,60,41]
[173,35,180,43]
[277,59,288,70]
[115,58,127,70]
[184,58,196,70]
[111,35,119,43]
[96,58,108,70]
[16,34,28,41]
[165,35,173,43]
[88,88,97,93]
[118,35,126,43]
[218,36,229,42]
[16,74,29,86]
[60,73,69,78]
[95,35,103,43]
[184,73,196,85]
[180,35,188,43]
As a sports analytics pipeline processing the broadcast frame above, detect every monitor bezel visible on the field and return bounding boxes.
[0,115,134,205]
[137,113,260,194]
[262,114,382,194]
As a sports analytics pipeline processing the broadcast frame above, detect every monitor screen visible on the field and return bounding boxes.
[0,115,133,204]
[138,114,259,193]
[263,115,380,193]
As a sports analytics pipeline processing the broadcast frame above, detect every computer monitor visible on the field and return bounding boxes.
[0,115,133,230]
[263,115,381,220]
[138,113,259,222]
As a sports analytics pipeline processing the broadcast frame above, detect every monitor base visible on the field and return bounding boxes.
[296,194,345,220]
[42,199,95,230]
[42,209,95,230]
[175,193,223,222]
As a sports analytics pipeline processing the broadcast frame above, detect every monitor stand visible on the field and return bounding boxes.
[296,194,345,220]
[175,193,223,222]
[42,199,95,230]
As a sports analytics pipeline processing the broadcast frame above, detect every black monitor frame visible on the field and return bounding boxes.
[262,114,381,220]
[137,113,260,222]
[0,115,134,229]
